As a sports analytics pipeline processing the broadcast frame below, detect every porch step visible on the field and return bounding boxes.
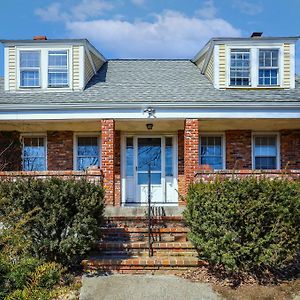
[82,256,205,273]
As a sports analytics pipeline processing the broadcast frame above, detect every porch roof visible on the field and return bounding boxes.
[1,59,300,107]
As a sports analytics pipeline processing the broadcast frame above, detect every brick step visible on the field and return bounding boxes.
[82,256,205,271]
[97,250,198,257]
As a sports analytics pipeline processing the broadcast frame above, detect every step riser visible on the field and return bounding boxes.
[101,234,188,243]
[98,251,198,257]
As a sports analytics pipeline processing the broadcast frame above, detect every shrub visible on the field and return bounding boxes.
[184,177,300,273]
[0,177,105,266]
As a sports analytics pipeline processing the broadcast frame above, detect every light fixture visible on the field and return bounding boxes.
[143,107,156,118]
[146,123,153,130]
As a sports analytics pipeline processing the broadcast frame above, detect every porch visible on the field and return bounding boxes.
[0,118,299,207]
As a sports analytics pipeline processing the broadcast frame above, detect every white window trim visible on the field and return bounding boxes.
[73,132,101,171]
[251,132,280,170]
[21,133,47,171]
[199,132,226,170]
[226,45,284,88]
[16,46,73,91]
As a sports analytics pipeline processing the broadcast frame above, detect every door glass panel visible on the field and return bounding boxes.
[138,138,161,171]
[138,173,161,185]
[126,137,134,176]
[165,137,173,176]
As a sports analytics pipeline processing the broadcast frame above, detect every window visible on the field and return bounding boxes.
[20,51,40,87]
[200,136,224,170]
[259,49,279,85]
[253,135,278,169]
[230,49,250,86]
[76,136,99,170]
[48,51,69,87]
[22,137,46,171]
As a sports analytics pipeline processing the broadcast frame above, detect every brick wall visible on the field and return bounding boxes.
[280,130,300,169]
[177,130,185,204]
[47,131,73,170]
[101,119,115,205]
[226,130,252,169]
[183,119,199,197]
[0,131,21,171]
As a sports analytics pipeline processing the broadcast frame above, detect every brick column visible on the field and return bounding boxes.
[225,130,252,169]
[177,130,185,203]
[114,130,121,206]
[280,130,300,169]
[184,119,199,196]
[101,119,116,205]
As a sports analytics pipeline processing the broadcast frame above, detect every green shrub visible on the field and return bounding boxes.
[184,177,300,273]
[0,177,105,266]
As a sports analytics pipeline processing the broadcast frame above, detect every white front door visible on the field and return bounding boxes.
[123,135,178,206]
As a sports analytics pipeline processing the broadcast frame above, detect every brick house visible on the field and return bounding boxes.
[0,33,300,208]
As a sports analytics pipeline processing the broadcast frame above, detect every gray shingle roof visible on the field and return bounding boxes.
[0,59,300,107]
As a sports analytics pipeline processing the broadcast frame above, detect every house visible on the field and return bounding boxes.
[0,33,300,208]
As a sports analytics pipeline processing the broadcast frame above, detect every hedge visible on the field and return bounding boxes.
[0,177,105,266]
[184,177,300,273]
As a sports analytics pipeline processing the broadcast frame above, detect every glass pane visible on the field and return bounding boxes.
[48,51,68,67]
[138,138,161,171]
[20,70,39,87]
[255,157,276,170]
[48,71,68,87]
[77,157,99,171]
[126,137,134,176]
[23,157,45,171]
[230,49,250,86]
[138,173,161,185]
[77,137,98,156]
[20,51,40,68]
[254,136,277,156]
[200,156,223,170]
[165,137,173,176]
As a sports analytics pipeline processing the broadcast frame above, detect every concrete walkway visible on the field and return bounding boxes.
[80,274,221,300]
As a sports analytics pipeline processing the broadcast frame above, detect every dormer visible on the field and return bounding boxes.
[192,33,299,90]
[1,36,106,91]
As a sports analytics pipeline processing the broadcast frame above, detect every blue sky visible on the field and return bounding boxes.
[0,0,300,75]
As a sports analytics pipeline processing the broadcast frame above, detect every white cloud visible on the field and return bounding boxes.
[196,0,217,19]
[232,0,263,16]
[35,0,113,22]
[65,10,241,58]
[131,0,145,6]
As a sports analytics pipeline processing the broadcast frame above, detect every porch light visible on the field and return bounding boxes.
[146,123,153,130]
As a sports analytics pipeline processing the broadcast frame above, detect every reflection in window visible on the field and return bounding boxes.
[23,137,46,171]
[77,136,99,170]
[126,137,134,176]
[254,136,277,169]
[200,136,223,170]
[48,51,69,87]
[138,138,161,171]
[165,137,173,176]
[230,49,250,86]
[138,173,161,185]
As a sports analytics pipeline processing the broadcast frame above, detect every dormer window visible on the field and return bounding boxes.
[230,49,250,86]
[259,49,279,86]
[20,51,40,87]
[48,50,69,88]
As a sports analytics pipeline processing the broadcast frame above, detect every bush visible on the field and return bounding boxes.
[0,177,105,266]
[184,177,300,273]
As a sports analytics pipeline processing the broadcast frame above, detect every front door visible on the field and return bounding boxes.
[123,135,178,205]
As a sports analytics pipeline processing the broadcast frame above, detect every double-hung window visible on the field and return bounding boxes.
[20,51,40,87]
[259,49,279,86]
[48,50,69,87]
[76,136,100,170]
[253,135,278,169]
[22,136,46,171]
[230,49,250,86]
[199,136,224,170]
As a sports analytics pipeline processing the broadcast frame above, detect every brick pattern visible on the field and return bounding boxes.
[183,119,199,196]
[47,131,73,170]
[114,130,121,206]
[0,131,21,171]
[101,119,115,205]
[226,130,252,169]
[280,130,300,169]
[177,130,185,202]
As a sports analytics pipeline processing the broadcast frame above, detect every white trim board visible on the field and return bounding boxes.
[0,106,300,121]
